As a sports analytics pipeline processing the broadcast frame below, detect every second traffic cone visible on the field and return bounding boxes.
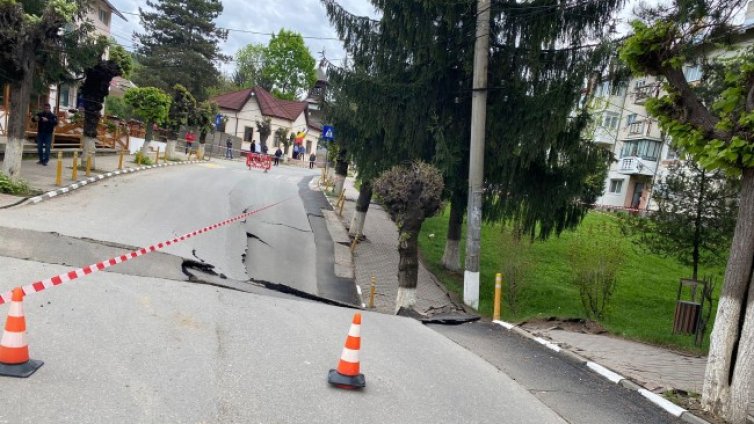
[327,312,365,389]
[0,288,43,378]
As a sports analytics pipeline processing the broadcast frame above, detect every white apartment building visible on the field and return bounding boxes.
[593,6,754,211]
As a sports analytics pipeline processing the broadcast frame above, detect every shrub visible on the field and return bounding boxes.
[0,173,33,195]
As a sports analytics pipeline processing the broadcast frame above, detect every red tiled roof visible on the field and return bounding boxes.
[253,86,307,121]
[211,86,308,122]
[210,88,254,111]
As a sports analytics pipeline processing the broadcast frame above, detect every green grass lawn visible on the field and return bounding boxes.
[418,210,725,353]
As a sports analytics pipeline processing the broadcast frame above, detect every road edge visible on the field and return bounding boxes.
[491,320,732,424]
[23,160,206,206]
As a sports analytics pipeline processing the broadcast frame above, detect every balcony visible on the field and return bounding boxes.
[593,126,615,145]
[634,84,658,104]
[617,157,656,176]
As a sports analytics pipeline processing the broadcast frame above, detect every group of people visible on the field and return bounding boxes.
[224,137,317,168]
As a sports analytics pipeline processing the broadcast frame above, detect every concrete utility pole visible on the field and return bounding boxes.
[463,0,491,309]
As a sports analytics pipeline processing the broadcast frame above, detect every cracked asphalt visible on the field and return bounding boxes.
[0,161,568,423]
[0,160,691,423]
[0,161,353,303]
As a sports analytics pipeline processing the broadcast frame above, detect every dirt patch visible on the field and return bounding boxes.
[665,390,727,424]
[519,316,607,334]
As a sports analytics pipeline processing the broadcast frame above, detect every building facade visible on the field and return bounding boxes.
[592,9,754,211]
[211,77,326,158]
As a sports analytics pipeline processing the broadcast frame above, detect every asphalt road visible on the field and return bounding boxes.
[0,161,686,423]
[431,321,686,424]
[0,161,352,302]
[0,255,565,424]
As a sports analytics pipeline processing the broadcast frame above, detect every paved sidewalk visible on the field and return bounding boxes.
[329,177,464,315]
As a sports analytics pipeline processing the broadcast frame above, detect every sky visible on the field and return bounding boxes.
[109,0,740,78]
[109,0,380,77]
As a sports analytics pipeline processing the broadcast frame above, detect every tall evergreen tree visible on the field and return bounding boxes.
[322,0,620,272]
[133,0,228,101]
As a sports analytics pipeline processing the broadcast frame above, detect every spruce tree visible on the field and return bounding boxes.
[322,0,621,269]
[133,0,228,101]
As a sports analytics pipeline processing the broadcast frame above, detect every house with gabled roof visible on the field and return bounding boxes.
[211,80,325,158]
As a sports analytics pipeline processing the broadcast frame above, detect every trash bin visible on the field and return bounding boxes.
[673,300,700,335]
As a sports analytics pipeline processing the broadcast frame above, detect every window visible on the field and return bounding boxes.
[666,147,681,160]
[243,126,253,142]
[620,139,662,161]
[609,179,624,193]
[602,111,620,131]
[626,113,638,126]
[60,85,70,108]
[99,8,110,26]
[612,83,627,97]
[684,65,702,82]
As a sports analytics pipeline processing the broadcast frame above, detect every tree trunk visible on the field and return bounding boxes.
[349,180,372,238]
[196,143,205,160]
[1,67,35,180]
[395,229,419,313]
[442,195,465,272]
[82,136,97,170]
[692,171,706,281]
[702,168,754,422]
[165,139,177,160]
[140,122,153,157]
[729,270,754,424]
[334,149,348,196]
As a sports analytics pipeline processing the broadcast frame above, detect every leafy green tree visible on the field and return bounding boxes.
[274,126,289,150]
[124,87,171,155]
[133,0,228,101]
[105,96,135,120]
[261,29,316,100]
[192,100,219,145]
[165,84,196,159]
[235,43,271,89]
[256,118,272,148]
[80,44,134,165]
[167,84,196,138]
[618,1,753,421]
[0,0,103,179]
[374,162,444,312]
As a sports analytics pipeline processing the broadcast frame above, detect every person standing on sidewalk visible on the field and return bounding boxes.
[225,137,233,159]
[274,146,282,166]
[33,103,57,166]
[309,152,316,169]
[185,131,196,154]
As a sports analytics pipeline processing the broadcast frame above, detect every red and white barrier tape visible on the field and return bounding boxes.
[0,197,292,305]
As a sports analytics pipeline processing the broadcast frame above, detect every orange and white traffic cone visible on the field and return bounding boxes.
[328,312,365,389]
[0,288,43,378]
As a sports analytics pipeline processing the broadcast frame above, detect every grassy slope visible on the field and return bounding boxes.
[418,210,724,353]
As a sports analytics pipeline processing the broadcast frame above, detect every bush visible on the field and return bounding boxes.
[0,173,33,195]
[569,222,623,320]
[134,151,153,165]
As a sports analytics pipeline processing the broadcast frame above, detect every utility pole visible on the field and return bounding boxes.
[463,0,491,310]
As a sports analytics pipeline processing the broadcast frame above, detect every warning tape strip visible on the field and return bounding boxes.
[0,197,292,306]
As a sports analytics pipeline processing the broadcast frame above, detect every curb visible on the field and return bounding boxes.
[492,320,715,424]
[24,160,206,206]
